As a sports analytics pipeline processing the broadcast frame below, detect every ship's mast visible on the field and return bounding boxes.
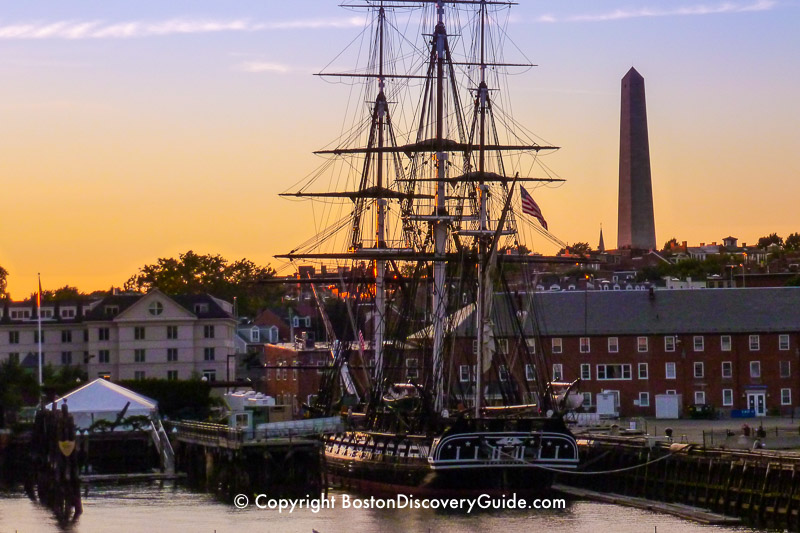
[432,0,448,414]
[374,4,387,382]
[475,0,488,418]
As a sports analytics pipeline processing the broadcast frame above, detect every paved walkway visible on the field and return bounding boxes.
[575,416,800,449]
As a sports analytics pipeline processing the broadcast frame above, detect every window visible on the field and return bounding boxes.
[638,363,649,380]
[750,361,761,378]
[98,349,110,363]
[34,331,44,343]
[459,365,470,383]
[40,309,53,319]
[61,308,76,319]
[580,364,591,380]
[582,392,592,407]
[780,334,790,351]
[167,325,178,339]
[749,335,760,351]
[204,325,215,339]
[694,362,704,378]
[84,330,89,342]
[580,337,590,353]
[98,372,111,380]
[292,316,300,328]
[167,370,178,381]
[204,347,215,361]
[167,348,178,362]
[10,310,31,320]
[638,392,650,407]
[551,338,562,354]
[596,364,632,380]
[552,364,563,381]
[203,370,216,382]
[9,331,19,344]
[721,335,732,351]
[695,391,706,405]
[693,336,704,352]
[148,301,164,316]
[406,358,419,379]
[472,340,479,354]
[8,353,19,364]
[722,389,734,406]
[61,330,72,343]
[525,364,536,382]
[105,305,119,317]
[664,336,675,352]
[782,388,792,406]
[637,337,648,352]
[722,361,733,378]
[666,389,677,395]
[61,351,72,365]
[304,317,311,327]
[134,371,146,380]
[194,303,209,314]
[665,362,676,380]
[497,339,509,354]
[525,338,536,353]
[498,365,509,382]
[293,360,298,381]
[98,328,110,341]
[134,327,145,340]
[608,337,619,353]
[134,349,146,363]
[251,328,260,342]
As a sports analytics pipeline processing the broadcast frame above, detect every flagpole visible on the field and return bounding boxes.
[37,273,43,386]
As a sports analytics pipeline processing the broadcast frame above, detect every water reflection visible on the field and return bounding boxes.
[1,483,758,533]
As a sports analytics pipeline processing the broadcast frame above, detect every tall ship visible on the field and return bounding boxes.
[277,0,581,496]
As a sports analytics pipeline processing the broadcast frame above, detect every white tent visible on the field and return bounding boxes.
[47,378,158,430]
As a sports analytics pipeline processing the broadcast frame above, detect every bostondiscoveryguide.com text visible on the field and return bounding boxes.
[233,493,566,514]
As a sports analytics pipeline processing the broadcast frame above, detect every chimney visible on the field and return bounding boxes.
[712,242,717,246]
[682,241,687,248]
[742,242,747,247]
[700,243,705,247]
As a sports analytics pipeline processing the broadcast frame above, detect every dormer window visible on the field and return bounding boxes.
[61,308,76,318]
[148,301,164,316]
[194,303,209,314]
[105,305,119,317]
[40,309,54,319]
[251,327,260,342]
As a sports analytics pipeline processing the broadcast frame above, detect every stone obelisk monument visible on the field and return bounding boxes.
[617,67,656,250]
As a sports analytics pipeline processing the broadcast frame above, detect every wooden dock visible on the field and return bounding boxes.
[553,484,741,525]
[81,472,186,483]
[561,435,800,530]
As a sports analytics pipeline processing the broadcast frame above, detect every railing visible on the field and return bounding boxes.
[169,416,344,447]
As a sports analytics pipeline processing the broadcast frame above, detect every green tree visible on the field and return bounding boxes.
[0,359,40,428]
[757,233,783,249]
[124,250,281,316]
[785,232,800,251]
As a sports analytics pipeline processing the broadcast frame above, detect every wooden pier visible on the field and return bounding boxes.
[169,421,326,499]
[561,435,800,530]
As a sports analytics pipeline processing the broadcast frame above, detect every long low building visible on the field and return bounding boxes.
[428,287,800,418]
[0,289,236,382]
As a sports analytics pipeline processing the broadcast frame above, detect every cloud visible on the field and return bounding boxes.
[536,0,777,23]
[0,17,366,40]
[236,61,293,74]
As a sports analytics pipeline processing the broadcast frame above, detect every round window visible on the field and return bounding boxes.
[148,301,164,316]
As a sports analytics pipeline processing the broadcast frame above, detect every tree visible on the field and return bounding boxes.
[785,233,800,251]
[0,265,7,297]
[0,359,40,428]
[568,242,592,256]
[757,233,783,249]
[662,237,679,253]
[124,250,281,316]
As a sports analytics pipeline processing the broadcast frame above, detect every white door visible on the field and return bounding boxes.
[747,392,766,417]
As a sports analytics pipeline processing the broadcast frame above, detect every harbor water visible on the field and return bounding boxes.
[0,483,758,533]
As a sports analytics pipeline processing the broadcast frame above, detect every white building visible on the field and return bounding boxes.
[0,289,235,382]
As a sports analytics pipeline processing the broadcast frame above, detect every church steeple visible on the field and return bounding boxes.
[599,225,606,253]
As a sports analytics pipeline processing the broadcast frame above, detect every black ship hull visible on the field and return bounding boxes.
[324,420,578,497]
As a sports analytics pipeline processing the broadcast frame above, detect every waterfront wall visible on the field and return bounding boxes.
[563,436,800,530]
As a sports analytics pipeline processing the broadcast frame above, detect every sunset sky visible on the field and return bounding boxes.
[1,0,797,297]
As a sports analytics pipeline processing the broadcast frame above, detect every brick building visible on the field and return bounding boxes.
[413,288,800,417]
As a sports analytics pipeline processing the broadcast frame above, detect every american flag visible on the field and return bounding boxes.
[520,186,548,230]
[358,330,366,351]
